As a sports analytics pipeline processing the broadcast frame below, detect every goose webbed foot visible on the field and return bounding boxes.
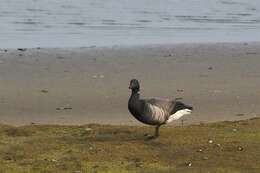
[144,125,160,140]
[144,134,159,141]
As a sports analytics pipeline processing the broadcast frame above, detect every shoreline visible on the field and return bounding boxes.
[0,42,260,126]
[1,40,260,50]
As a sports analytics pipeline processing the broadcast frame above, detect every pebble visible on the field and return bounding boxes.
[3,155,12,160]
[203,156,209,160]
[41,89,48,93]
[208,140,213,144]
[163,54,172,57]
[92,74,105,79]
[17,48,27,51]
[237,146,243,151]
[85,127,93,131]
[51,159,58,162]
[198,149,203,152]
[187,162,192,167]
[232,128,238,132]
[57,56,65,59]
[63,107,72,110]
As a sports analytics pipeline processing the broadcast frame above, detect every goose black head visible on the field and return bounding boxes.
[129,79,140,92]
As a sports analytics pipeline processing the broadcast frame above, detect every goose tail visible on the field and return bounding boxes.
[166,101,193,123]
[174,101,193,111]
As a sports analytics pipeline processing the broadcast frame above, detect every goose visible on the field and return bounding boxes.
[128,79,193,139]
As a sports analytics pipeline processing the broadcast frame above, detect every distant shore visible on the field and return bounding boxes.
[0,42,260,125]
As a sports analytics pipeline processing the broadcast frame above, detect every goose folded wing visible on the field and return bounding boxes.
[142,97,175,112]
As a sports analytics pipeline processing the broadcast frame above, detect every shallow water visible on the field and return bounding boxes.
[0,0,260,48]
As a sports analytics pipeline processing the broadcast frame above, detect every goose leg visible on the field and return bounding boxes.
[145,125,160,140]
[144,125,161,140]
[154,125,160,137]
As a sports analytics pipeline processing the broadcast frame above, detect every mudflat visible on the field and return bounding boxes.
[0,42,259,125]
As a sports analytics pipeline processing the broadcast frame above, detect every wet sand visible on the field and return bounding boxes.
[0,42,260,125]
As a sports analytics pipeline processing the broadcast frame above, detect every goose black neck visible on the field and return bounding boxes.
[129,89,140,103]
[131,89,139,94]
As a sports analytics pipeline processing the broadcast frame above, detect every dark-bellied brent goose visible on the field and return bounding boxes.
[128,79,193,139]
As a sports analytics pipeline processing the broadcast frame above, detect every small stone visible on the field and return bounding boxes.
[51,159,58,162]
[56,108,61,110]
[41,89,48,93]
[237,146,243,151]
[57,56,65,59]
[63,107,72,110]
[208,66,213,70]
[186,162,192,167]
[203,156,209,160]
[232,128,237,132]
[197,149,203,152]
[85,127,93,131]
[99,74,104,78]
[208,140,213,144]
[17,48,27,51]
[163,54,172,57]
[3,155,12,160]
[92,75,97,79]
[216,143,221,147]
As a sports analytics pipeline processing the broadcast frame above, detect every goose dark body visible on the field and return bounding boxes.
[128,79,193,139]
[128,92,157,125]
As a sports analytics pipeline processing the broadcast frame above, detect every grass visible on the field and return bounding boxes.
[0,118,260,173]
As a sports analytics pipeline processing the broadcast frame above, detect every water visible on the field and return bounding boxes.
[0,0,260,48]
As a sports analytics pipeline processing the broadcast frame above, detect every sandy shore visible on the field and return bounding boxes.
[0,42,260,125]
